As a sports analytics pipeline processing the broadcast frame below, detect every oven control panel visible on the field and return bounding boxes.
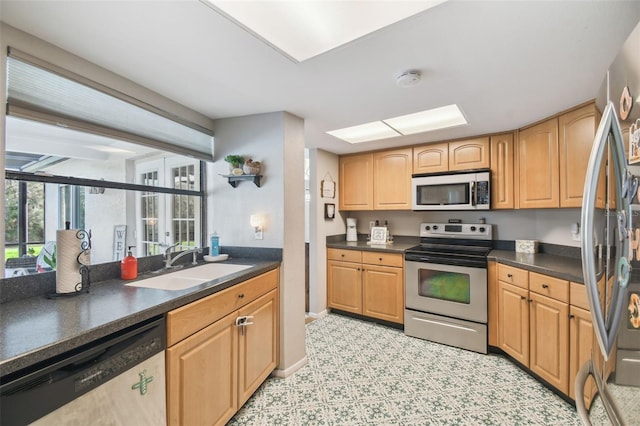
[419,222,492,239]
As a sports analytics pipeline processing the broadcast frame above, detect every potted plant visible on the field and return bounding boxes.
[224,155,245,175]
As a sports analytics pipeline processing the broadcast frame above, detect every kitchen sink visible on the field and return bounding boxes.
[125,263,253,290]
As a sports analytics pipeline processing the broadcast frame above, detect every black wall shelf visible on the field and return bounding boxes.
[221,174,262,188]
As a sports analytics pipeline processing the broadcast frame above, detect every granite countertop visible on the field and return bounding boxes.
[0,259,280,378]
[326,235,419,254]
[327,237,586,283]
[489,250,585,283]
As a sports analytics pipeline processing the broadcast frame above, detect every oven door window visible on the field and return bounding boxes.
[418,269,470,304]
[417,183,470,206]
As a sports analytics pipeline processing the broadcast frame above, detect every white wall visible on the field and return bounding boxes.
[308,148,347,317]
[210,111,307,376]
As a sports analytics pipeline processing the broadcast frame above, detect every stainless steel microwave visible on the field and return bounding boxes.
[412,170,490,210]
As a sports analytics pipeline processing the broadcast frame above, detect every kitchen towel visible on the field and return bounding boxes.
[56,229,91,294]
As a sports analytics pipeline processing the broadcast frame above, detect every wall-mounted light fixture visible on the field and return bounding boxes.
[250,214,263,240]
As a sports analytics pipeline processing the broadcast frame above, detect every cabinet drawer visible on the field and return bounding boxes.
[362,251,403,267]
[498,264,529,289]
[327,248,362,263]
[167,268,279,346]
[529,272,569,303]
[570,282,590,311]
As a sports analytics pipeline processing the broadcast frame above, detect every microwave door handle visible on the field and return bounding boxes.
[471,181,477,206]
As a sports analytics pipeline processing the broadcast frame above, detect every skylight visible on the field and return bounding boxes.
[205,0,447,62]
[327,104,468,144]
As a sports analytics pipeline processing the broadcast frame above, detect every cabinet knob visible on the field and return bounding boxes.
[238,293,245,299]
[520,295,526,300]
[542,284,549,289]
[341,254,345,257]
[379,257,383,261]
[568,314,575,320]
[507,273,513,278]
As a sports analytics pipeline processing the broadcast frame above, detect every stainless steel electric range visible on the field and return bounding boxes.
[404,222,492,354]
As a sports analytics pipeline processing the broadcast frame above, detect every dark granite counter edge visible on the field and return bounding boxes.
[1,258,280,378]
[327,234,586,283]
[488,250,585,283]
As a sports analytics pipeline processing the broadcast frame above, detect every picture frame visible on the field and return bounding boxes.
[321,179,335,198]
[370,226,387,244]
[324,203,335,219]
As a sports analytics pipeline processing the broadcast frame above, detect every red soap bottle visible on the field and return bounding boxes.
[121,246,138,280]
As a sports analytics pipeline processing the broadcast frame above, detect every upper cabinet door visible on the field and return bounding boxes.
[518,118,560,208]
[339,153,373,210]
[413,142,448,174]
[490,133,515,209]
[449,137,490,171]
[373,148,413,210]
[559,103,600,208]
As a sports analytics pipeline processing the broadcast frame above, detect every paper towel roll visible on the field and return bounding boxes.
[56,229,91,294]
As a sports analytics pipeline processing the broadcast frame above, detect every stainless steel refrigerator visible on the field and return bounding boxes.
[578,19,640,425]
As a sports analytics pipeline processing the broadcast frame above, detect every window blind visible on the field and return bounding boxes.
[6,48,214,162]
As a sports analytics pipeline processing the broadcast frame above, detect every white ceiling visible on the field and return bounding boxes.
[2,1,640,156]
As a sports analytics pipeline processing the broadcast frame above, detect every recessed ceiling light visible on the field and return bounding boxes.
[384,104,467,135]
[327,121,400,144]
[327,104,468,143]
[204,1,448,62]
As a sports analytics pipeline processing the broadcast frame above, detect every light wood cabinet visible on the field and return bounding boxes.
[373,148,413,210]
[494,264,609,403]
[517,102,602,209]
[167,312,237,426]
[413,142,448,174]
[339,149,412,211]
[490,133,515,209]
[569,304,597,407]
[449,137,491,171]
[327,257,363,314]
[327,248,404,324]
[517,118,560,208]
[166,269,279,426]
[529,290,569,394]
[339,153,373,210]
[413,138,489,174]
[559,103,600,207]
[498,279,530,366]
[238,290,278,407]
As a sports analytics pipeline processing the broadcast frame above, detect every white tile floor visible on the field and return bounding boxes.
[229,313,630,425]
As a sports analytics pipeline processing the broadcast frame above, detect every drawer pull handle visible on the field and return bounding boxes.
[238,293,245,299]
[507,273,513,278]
[542,284,549,289]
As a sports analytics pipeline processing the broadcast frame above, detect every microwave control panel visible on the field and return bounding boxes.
[476,181,489,205]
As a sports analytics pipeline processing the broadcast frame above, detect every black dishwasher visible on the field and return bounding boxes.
[0,315,166,425]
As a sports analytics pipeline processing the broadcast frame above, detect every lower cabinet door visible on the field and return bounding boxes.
[498,280,530,367]
[166,312,238,426]
[362,264,404,324]
[529,292,569,394]
[327,260,363,314]
[238,289,279,407]
[569,305,597,407]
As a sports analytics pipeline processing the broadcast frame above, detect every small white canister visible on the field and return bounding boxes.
[516,239,538,254]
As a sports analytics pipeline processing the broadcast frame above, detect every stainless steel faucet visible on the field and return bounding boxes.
[164,244,202,268]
